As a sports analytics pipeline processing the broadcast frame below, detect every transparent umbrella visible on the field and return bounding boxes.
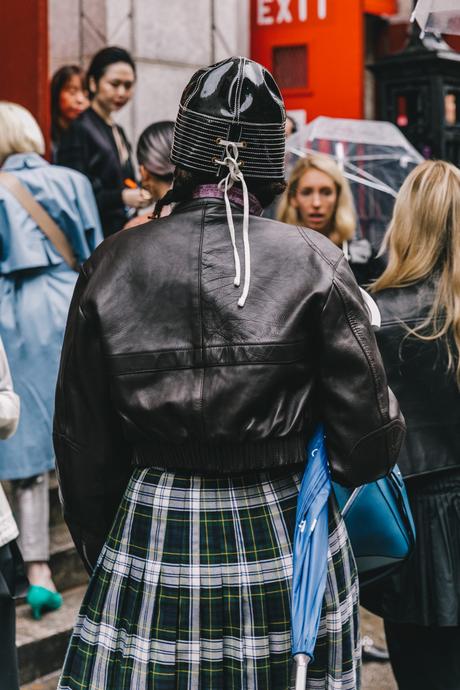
[412,0,460,36]
[286,117,423,253]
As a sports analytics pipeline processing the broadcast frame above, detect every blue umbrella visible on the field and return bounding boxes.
[291,425,331,689]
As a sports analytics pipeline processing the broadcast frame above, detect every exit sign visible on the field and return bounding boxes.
[256,0,329,25]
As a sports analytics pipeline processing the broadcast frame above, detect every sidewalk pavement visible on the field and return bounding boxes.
[362,608,397,690]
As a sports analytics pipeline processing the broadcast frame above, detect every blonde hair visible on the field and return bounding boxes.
[0,102,45,164]
[371,160,460,383]
[278,152,356,243]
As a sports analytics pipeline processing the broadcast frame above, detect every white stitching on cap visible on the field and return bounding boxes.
[232,57,241,123]
[236,57,246,122]
[262,66,286,121]
[184,68,207,108]
[179,104,284,128]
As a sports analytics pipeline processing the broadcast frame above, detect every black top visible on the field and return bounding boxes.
[375,278,460,479]
[56,108,136,237]
[53,196,404,569]
[346,238,386,286]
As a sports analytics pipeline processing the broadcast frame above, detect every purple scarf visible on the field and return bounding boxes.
[192,184,263,217]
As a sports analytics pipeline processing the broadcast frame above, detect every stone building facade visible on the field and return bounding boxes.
[49,0,250,146]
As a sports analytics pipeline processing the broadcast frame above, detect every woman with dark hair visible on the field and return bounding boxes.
[50,65,88,157]
[57,46,151,237]
[54,58,404,689]
[124,120,175,228]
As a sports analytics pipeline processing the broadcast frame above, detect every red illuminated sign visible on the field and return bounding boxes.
[256,0,329,24]
[254,0,396,24]
[251,0,396,122]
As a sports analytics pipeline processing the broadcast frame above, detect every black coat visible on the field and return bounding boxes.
[53,197,404,571]
[56,108,136,237]
[374,278,460,479]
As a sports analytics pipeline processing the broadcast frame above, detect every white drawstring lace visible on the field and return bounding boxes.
[215,140,251,308]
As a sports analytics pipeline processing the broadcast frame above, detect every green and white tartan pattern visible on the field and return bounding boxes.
[59,465,360,690]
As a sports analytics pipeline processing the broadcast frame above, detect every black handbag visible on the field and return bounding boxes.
[0,540,28,600]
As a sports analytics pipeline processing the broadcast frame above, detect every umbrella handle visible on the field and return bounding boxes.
[292,654,310,690]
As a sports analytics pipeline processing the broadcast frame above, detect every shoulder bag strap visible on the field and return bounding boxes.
[0,171,78,271]
[111,124,129,166]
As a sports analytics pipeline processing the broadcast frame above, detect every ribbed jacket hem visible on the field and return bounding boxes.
[131,433,307,474]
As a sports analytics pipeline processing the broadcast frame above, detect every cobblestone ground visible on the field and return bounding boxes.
[361,608,397,690]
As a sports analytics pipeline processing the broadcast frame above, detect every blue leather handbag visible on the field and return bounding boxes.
[333,466,416,587]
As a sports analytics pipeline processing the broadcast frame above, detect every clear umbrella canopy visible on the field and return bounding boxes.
[286,116,423,251]
[412,0,460,36]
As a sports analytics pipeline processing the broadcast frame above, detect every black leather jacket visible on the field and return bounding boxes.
[54,196,405,569]
[374,278,460,479]
[56,108,136,237]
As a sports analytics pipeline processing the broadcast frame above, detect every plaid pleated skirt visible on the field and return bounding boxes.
[59,465,360,690]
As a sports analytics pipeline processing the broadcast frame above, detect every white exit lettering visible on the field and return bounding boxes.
[256,0,328,25]
[276,0,293,23]
[299,0,308,21]
[317,0,327,19]
[257,0,274,25]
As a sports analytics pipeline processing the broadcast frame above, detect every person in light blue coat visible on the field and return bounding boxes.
[0,102,103,618]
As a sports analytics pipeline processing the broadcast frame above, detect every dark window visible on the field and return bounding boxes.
[393,90,424,129]
[388,85,432,158]
[272,45,308,90]
[396,95,409,128]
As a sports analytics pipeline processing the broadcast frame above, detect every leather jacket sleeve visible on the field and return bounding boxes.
[53,267,131,573]
[318,256,405,487]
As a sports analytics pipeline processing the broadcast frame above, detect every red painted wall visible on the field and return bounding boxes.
[250,0,396,121]
[364,0,396,14]
[0,1,49,150]
[377,21,460,58]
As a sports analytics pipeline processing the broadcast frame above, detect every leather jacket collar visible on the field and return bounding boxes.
[191,184,263,216]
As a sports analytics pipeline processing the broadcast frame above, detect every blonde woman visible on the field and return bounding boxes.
[367,160,460,690]
[279,153,384,283]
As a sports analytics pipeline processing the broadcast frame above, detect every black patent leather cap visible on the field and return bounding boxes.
[181,57,285,124]
[171,56,286,180]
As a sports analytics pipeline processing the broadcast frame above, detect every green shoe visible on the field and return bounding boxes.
[26,585,63,621]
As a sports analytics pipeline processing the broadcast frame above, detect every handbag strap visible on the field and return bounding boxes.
[0,171,78,271]
[111,124,129,166]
